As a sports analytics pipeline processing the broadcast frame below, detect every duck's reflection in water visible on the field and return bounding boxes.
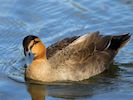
[26,64,120,100]
[27,83,46,100]
[27,83,94,100]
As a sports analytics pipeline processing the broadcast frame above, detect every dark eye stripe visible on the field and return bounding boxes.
[30,40,40,50]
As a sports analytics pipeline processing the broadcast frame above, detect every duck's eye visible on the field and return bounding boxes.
[30,40,40,50]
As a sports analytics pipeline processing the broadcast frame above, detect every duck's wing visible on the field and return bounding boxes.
[48,31,112,66]
[65,31,113,63]
[46,36,79,58]
[66,32,130,64]
[49,31,130,68]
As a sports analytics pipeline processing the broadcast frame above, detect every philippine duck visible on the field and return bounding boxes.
[23,31,131,82]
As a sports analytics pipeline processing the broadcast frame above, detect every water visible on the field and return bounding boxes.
[0,0,133,100]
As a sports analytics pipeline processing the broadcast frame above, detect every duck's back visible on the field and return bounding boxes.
[47,32,130,81]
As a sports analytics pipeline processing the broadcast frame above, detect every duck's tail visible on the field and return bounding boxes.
[108,33,131,52]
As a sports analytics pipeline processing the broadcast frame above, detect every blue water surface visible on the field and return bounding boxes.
[0,0,133,100]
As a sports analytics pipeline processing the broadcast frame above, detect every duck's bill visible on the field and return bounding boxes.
[25,51,34,66]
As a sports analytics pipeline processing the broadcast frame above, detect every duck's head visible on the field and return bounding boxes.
[23,35,46,60]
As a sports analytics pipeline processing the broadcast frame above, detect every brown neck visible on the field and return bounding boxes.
[33,51,47,61]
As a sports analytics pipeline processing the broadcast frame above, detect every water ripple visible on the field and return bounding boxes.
[0,0,133,99]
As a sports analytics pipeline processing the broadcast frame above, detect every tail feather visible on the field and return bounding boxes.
[108,33,131,51]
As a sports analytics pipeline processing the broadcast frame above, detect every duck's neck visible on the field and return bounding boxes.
[34,56,47,61]
[26,57,53,82]
[33,56,49,66]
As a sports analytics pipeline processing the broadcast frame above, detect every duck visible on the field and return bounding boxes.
[23,31,131,82]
